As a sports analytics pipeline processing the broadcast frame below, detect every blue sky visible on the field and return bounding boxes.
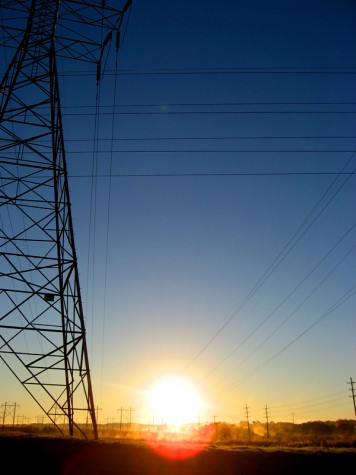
[1,0,355,425]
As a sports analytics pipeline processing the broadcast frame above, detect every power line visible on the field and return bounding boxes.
[200,224,356,385]
[65,149,356,153]
[209,239,355,389]
[62,135,356,142]
[64,149,355,155]
[270,387,347,412]
[272,395,349,419]
[58,66,356,77]
[68,171,356,179]
[61,110,356,116]
[246,382,351,420]
[60,101,356,109]
[216,286,356,397]
[183,154,355,371]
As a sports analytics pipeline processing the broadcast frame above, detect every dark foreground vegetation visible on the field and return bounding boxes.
[1,420,356,475]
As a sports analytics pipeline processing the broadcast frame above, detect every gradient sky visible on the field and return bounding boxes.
[1,0,355,426]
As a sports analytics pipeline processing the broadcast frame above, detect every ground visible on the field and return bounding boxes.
[2,433,356,475]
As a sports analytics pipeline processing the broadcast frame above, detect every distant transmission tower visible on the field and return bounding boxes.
[0,0,132,439]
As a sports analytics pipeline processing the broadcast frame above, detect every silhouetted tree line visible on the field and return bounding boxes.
[3,418,356,446]
[195,419,356,446]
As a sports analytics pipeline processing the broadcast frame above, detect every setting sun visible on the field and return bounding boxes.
[148,376,204,427]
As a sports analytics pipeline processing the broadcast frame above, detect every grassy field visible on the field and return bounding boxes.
[1,433,356,475]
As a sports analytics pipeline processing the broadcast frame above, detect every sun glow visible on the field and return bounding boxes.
[148,376,204,428]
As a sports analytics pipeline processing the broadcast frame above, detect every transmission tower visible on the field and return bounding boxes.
[0,0,132,439]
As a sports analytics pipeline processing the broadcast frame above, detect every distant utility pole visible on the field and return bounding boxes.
[118,407,135,431]
[106,418,114,430]
[245,404,251,441]
[95,406,102,425]
[1,402,20,428]
[1,404,6,428]
[348,378,356,419]
[36,415,45,430]
[264,405,270,439]
[129,407,135,429]
[17,415,25,427]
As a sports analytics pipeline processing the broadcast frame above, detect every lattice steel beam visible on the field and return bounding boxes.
[0,0,132,438]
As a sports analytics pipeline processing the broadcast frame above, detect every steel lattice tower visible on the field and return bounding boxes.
[0,0,132,439]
